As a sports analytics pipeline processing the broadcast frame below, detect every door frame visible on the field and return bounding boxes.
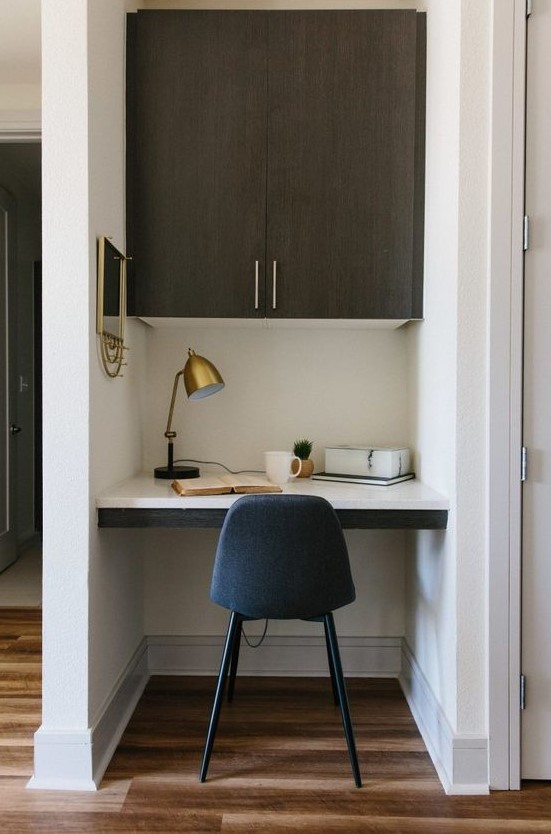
[488,0,526,790]
[0,126,42,563]
[0,185,17,571]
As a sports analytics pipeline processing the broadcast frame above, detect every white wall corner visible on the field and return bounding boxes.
[147,635,403,678]
[28,639,149,791]
[400,641,489,795]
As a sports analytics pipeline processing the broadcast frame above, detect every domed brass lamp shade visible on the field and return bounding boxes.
[154,349,225,479]
[184,350,225,400]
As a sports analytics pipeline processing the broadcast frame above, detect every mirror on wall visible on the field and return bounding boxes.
[96,236,128,378]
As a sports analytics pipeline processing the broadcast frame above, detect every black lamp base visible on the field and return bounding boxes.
[154,464,200,480]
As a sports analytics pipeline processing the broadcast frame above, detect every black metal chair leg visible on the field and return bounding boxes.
[323,617,340,705]
[227,619,242,703]
[324,613,362,788]
[199,611,241,782]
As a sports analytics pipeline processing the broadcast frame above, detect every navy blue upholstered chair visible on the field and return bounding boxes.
[199,494,362,787]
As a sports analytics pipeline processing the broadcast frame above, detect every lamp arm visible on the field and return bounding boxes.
[164,369,185,438]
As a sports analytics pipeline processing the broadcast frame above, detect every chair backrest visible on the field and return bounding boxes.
[210,494,356,619]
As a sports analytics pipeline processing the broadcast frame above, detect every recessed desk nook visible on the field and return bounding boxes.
[97,475,449,531]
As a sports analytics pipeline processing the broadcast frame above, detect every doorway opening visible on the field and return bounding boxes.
[0,141,42,605]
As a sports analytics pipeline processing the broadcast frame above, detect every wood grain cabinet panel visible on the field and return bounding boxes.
[127,11,268,318]
[126,10,426,320]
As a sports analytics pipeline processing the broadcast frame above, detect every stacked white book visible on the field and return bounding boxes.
[313,445,414,486]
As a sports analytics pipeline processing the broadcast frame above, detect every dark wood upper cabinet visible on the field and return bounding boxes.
[127,11,268,318]
[127,10,426,320]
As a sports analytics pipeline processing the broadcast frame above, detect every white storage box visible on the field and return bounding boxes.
[325,446,411,478]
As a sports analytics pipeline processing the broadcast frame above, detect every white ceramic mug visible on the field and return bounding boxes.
[265,451,303,485]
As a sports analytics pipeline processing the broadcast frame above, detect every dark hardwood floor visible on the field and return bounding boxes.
[2,608,551,832]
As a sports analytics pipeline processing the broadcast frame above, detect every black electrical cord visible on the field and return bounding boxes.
[173,459,269,646]
[241,619,269,648]
[173,458,263,475]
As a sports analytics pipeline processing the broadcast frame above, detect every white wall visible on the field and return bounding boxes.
[143,325,410,638]
[454,0,489,735]
[0,0,41,135]
[406,0,490,742]
[0,85,40,112]
[144,326,411,474]
[87,1,148,728]
[35,0,147,789]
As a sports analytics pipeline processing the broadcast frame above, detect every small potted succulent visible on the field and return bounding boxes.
[292,438,314,478]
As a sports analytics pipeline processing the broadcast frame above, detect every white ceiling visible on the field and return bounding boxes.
[0,2,214,87]
[0,0,41,85]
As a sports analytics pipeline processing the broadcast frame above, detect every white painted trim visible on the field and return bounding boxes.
[400,642,489,795]
[27,634,400,791]
[487,0,526,790]
[147,634,403,677]
[90,640,150,787]
[28,639,149,791]
[28,727,97,792]
[0,110,41,142]
[28,633,491,794]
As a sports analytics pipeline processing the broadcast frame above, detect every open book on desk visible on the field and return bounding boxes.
[171,474,282,497]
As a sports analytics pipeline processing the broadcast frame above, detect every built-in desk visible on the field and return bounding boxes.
[97,474,449,530]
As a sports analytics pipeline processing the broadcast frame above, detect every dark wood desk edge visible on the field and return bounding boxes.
[97,507,448,530]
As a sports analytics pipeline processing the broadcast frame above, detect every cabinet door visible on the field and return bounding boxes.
[127,11,268,318]
[266,11,425,319]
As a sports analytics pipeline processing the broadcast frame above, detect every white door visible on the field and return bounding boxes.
[0,187,16,572]
[521,0,551,779]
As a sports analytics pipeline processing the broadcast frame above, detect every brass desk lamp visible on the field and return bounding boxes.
[154,349,224,479]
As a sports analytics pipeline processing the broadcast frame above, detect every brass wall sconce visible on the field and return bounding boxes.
[154,349,225,479]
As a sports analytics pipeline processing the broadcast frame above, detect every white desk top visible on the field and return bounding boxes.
[97,473,449,512]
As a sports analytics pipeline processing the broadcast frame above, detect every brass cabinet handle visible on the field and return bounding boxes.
[254,260,259,310]
[272,260,277,309]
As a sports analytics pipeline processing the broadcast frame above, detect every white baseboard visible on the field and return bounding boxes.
[399,641,489,795]
[28,639,149,791]
[90,639,150,787]
[28,634,490,795]
[28,727,98,791]
[28,634,398,791]
[147,634,403,677]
